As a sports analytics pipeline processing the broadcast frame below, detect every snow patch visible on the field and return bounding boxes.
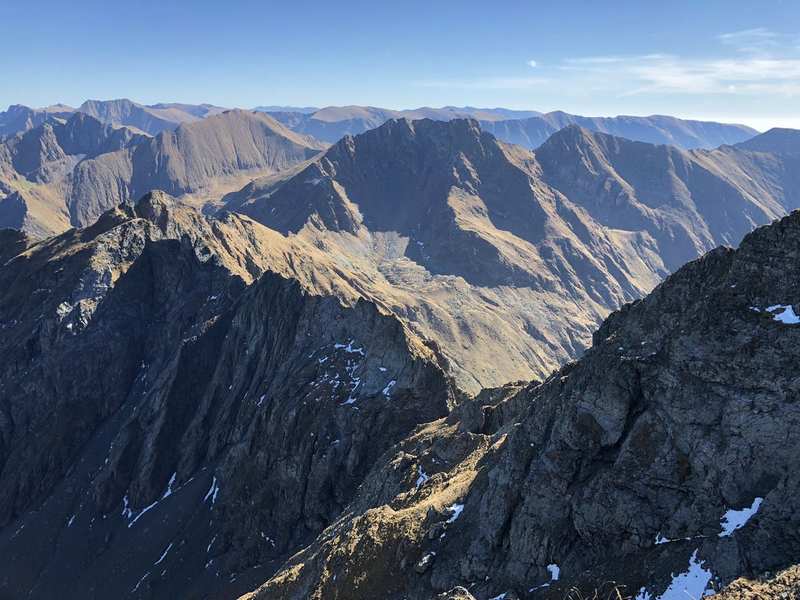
[547,564,560,581]
[154,543,173,565]
[382,380,396,399]
[162,473,177,499]
[651,549,714,599]
[132,572,149,593]
[446,503,464,523]
[766,304,800,324]
[416,466,429,488]
[129,500,158,528]
[204,477,220,506]
[122,494,132,519]
[334,339,364,355]
[719,497,763,537]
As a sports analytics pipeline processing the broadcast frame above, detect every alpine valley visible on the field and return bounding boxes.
[1,98,799,600]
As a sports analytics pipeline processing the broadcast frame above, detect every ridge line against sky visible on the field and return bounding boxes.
[2,0,798,130]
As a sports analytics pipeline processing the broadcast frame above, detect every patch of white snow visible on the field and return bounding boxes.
[766,304,800,324]
[155,543,173,565]
[719,497,763,537]
[656,549,713,599]
[446,503,464,523]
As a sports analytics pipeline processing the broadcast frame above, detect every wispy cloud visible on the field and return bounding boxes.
[414,29,800,101]
[717,28,796,56]
[563,32,800,97]
[718,28,781,47]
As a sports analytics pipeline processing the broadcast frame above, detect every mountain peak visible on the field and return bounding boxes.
[734,127,800,154]
[134,189,176,217]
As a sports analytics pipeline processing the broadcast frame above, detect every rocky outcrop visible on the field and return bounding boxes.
[0,192,456,598]
[246,209,800,600]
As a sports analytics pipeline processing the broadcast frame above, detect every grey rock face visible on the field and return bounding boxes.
[0,192,455,598]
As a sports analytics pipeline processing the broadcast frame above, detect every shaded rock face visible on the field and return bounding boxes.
[248,210,800,600]
[0,192,455,599]
[0,110,326,237]
[534,124,800,272]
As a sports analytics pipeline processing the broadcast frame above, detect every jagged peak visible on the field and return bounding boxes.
[326,116,490,161]
[132,190,178,222]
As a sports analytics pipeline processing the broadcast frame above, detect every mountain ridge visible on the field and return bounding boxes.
[225,117,799,392]
[0,109,327,237]
[262,106,759,149]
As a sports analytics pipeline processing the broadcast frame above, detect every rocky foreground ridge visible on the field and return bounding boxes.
[245,209,800,599]
[0,192,455,598]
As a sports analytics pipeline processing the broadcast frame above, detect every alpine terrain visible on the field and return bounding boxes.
[0,110,798,600]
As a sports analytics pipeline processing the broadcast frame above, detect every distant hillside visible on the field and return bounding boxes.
[264,105,758,149]
[0,110,326,236]
[0,104,74,140]
[482,110,759,150]
[734,127,800,154]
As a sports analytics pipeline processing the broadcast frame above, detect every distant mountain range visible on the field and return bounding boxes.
[0,109,797,387]
[223,118,800,391]
[261,105,757,150]
[0,104,75,139]
[0,110,326,237]
[1,99,758,151]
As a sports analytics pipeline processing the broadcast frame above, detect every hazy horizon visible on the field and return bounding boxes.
[2,0,799,130]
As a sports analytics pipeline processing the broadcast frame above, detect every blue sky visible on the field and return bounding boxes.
[2,0,799,128]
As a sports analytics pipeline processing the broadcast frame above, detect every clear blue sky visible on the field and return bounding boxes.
[2,0,799,128]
